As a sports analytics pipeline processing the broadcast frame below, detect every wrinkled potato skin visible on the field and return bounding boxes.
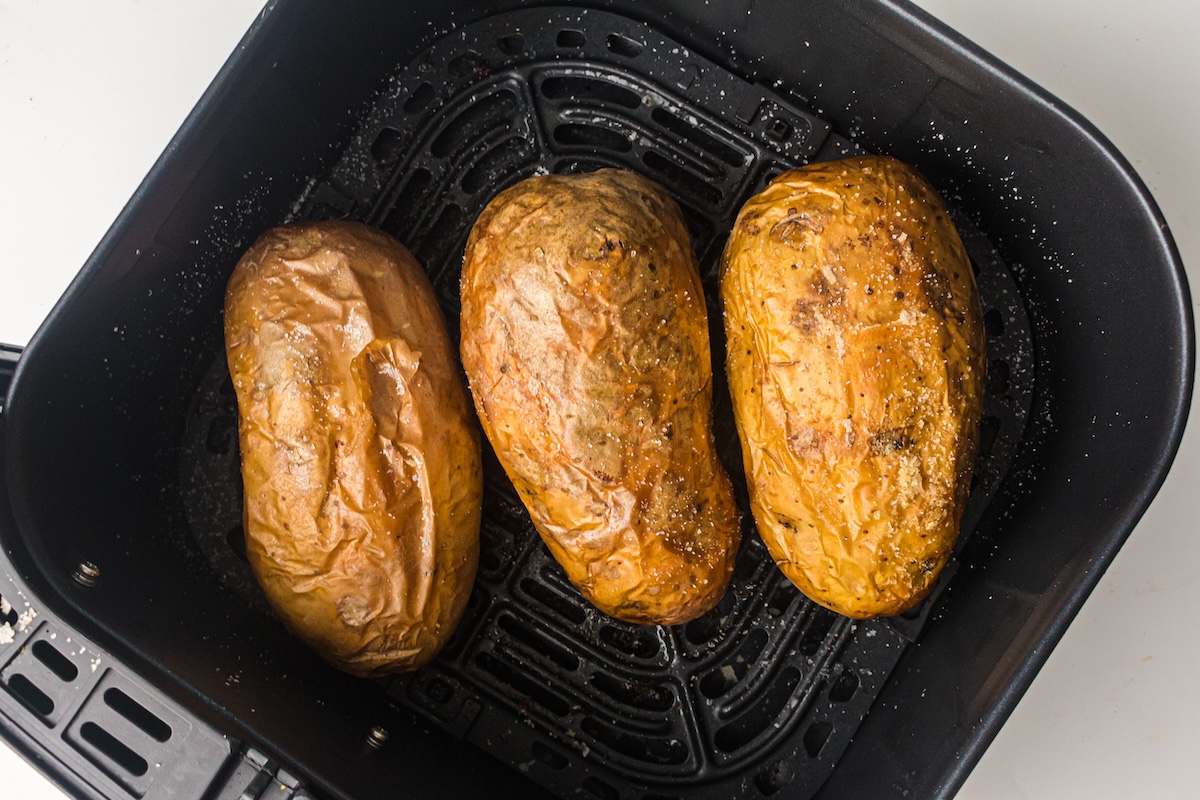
[224,221,482,676]
[720,156,985,618]
[460,169,740,625]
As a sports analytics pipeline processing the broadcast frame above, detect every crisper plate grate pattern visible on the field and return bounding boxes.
[181,8,1034,799]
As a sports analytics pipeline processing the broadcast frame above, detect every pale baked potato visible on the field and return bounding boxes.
[224,220,482,675]
[720,155,985,618]
[460,169,741,625]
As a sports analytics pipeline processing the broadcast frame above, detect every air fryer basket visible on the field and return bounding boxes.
[2,1,1191,799]
[181,11,1033,798]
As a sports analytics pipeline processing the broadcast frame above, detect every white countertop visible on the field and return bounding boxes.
[1,1,1197,797]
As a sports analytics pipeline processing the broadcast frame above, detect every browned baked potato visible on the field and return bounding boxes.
[460,169,741,625]
[720,156,985,618]
[224,220,482,676]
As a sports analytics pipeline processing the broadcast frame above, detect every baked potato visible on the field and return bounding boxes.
[224,220,482,676]
[460,169,741,625]
[720,156,985,618]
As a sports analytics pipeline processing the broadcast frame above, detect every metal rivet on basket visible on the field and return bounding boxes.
[73,561,100,588]
[366,726,389,750]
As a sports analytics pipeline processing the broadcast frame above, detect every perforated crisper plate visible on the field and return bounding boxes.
[180,8,1033,799]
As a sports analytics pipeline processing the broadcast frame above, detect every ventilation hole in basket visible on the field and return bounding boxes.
[307,202,349,222]
[607,33,643,58]
[684,608,721,646]
[0,594,18,627]
[590,673,674,712]
[598,624,660,659]
[698,628,768,699]
[474,652,570,717]
[983,308,1005,337]
[447,50,489,81]
[462,137,536,195]
[478,548,502,574]
[803,719,833,758]
[714,666,802,753]
[682,587,738,646]
[765,118,794,142]
[557,29,586,48]
[382,167,434,239]
[754,758,795,796]
[430,90,518,158]
[226,523,248,564]
[496,615,580,671]
[797,608,838,656]
[642,151,723,205]
[540,75,641,108]
[478,530,506,573]
[403,82,437,114]
[6,674,54,717]
[987,359,1010,397]
[531,740,568,770]
[496,33,526,56]
[31,641,77,682]
[978,415,1001,460]
[205,415,235,456]
[554,123,633,153]
[104,688,171,742]
[415,202,467,271]
[370,127,406,165]
[766,579,799,618]
[520,578,587,625]
[558,157,619,175]
[650,107,745,167]
[828,669,859,703]
[580,718,688,765]
[80,722,149,776]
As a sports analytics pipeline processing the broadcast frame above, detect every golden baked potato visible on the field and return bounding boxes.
[720,156,985,618]
[224,220,482,676]
[460,169,740,625]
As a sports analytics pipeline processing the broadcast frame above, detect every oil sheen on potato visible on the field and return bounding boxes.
[720,156,985,618]
[460,169,741,625]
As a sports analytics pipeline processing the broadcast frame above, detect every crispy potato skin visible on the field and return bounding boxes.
[720,156,985,618]
[460,169,740,625]
[224,220,482,676]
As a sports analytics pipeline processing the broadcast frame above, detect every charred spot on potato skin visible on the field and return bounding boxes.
[769,207,831,248]
[790,300,819,333]
[809,270,840,299]
[869,429,913,455]
[739,211,763,236]
[786,425,823,456]
[920,266,954,309]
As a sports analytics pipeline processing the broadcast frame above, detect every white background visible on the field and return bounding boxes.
[1,1,1197,798]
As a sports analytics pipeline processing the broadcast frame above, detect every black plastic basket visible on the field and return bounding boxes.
[1,2,1191,799]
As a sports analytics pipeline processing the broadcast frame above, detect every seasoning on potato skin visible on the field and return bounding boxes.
[720,156,985,619]
[224,220,482,676]
[460,169,741,625]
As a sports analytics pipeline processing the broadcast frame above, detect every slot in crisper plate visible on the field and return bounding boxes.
[178,9,1032,798]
